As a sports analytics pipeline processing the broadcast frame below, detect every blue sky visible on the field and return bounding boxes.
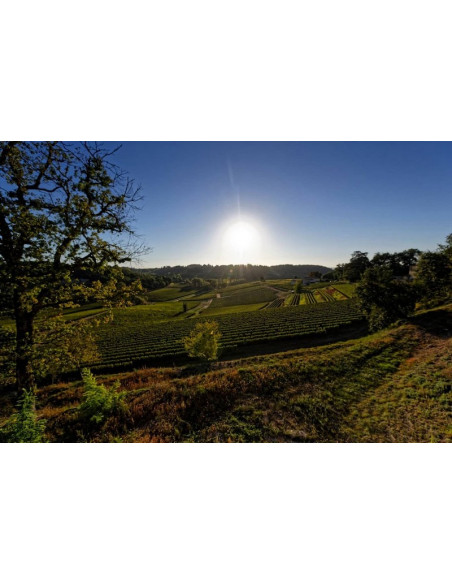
[110,142,452,269]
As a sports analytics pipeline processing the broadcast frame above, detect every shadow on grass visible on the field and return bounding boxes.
[409,308,452,338]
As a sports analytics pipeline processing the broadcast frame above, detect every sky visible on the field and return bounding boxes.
[109,142,452,269]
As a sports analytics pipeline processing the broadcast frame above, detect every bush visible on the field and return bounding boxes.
[79,369,127,425]
[183,321,221,362]
[0,390,46,443]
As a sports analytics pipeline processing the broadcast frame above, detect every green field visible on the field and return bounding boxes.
[0,280,361,378]
[201,302,268,317]
[146,285,194,301]
[265,279,296,291]
[3,303,451,443]
[208,286,277,308]
[91,299,364,371]
[332,283,356,298]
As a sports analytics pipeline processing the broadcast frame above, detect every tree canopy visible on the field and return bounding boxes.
[0,141,144,390]
[356,266,418,331]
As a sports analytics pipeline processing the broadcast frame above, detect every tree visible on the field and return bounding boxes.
[356,266,417,331]
[321,271,334,281]
[371,249,421,278]
[438,233,452,260]
[343,251,370,282]
[295,280,304,293]
[183,321,221,362]
[309,271,322,280]
[0,142,144,391]
[415,251,451,303]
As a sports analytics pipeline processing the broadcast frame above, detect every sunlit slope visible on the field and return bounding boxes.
[32,304,452,443]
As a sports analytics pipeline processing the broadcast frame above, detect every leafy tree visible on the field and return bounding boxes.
[334,263,346,280]
[309,271,322,279]
[395,248,421,275]
[321,271,335,281]
[0,389,46,443]
[356,266,417,331]
[183,321,221,361]
[31,314,101,383]
[415,251,451,303]
[371,249,421,278]
[438,233,452,260]
[343,251,371,282]
[295,280,304,293]
[0,142,144,391]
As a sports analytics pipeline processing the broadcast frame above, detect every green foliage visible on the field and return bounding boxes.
[183,321,221,361]
[371,249,420,277]
[343,251,371,282]
[32,314,101,382]
[0,141,143,390]
[78,369,127,425]
[321,272,335,281]
[295,280,304,293]
[415,250,451,304]
[0,326,15,386]
[0,390,46,443]
[356,267,417,331]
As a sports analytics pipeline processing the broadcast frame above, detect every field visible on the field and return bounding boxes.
[0,280,360,379]
[145,285,194,301]
[201,303,268,317]
[331,283,355,298]
[208,286,277,308]
[90,299,364,371]
[15,303,452,443]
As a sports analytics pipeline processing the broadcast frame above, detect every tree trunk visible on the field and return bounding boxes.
[14,306,35,392]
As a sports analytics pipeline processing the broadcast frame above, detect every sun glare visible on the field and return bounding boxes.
[222,220,261,263]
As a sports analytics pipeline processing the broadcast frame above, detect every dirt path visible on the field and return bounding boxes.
[197,298,213,313]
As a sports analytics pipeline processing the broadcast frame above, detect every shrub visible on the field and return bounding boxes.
[0,390,46,443]
[79,368,127,425]
[183,321,221,362]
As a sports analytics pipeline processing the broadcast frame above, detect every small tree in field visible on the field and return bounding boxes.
[183,321,221,362]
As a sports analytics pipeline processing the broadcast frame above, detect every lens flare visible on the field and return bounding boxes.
[222,220,260,263]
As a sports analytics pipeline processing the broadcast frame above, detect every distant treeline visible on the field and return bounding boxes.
[127,264,332,283]
[0,263,331,312]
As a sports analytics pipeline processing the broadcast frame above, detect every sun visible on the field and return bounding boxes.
[222,220,261,263]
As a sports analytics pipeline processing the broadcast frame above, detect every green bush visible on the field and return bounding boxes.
[183,321,221,361]
[0,390,46,443]
[79,368,127,425]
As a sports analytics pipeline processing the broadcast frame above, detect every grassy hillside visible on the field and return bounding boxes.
[6,303,450,443]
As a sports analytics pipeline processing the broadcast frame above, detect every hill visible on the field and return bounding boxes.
[6,303,450,443]
[129,263,332,281]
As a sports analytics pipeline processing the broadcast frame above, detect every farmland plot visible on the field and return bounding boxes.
[91,300,364,371]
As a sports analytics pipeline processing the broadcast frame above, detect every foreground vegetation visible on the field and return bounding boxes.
[2,303,450,442]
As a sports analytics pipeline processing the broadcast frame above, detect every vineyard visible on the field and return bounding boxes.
[208,286,277,308]
[91,300,364,371]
